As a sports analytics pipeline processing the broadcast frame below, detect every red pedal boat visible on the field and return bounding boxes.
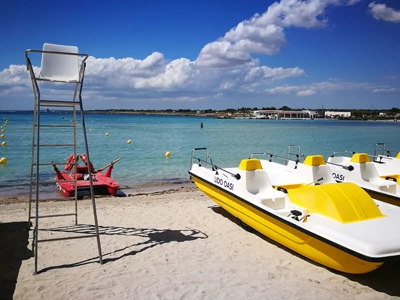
[51,155,121,197]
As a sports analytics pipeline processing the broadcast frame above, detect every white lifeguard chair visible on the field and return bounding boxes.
[25,43,102,274]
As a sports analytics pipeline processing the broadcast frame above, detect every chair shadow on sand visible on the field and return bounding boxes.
[36,224,208,273]
[210,205,400,297]
[0,221,33,300]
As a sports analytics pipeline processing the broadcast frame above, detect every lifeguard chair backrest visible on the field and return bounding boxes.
[40,43,80,82]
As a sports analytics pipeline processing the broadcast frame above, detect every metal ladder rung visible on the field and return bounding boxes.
[39,100,80,107]
[37,124,75,128]
[30,212,77,219]
[38,234,98,243]
[29,197,76,202]
[32,162,75,166]
[34,143,75,147]
[31,179,76,184]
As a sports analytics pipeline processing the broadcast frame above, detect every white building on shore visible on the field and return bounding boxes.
[253,110,317,120]
[324,111,351,118]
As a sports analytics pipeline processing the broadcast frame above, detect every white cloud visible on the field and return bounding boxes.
[372,88,397,93]
[297,89,316,96]
[0,54,305,103]
[368,2,400,23]
[86,54,305,92]
[384,75,399,80]
[195,40,253,68]
[265,85,302,94]
[244,65,304,83]
[266,80,375,96]
[84,53,166,89]
[223,24,285,55]
[0,64,33,87]
[196,0,360,68]
[3,58,381,107]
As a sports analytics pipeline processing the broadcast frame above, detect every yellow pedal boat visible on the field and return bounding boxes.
[372,143,400,185]
[327,151,400,206]
[189,148,400,274]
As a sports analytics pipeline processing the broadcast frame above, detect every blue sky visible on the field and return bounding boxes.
[0,0,399,110]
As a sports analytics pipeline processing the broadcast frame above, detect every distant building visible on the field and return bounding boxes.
[253,110,317,120]
[253,110,280,119]
[324,111,351,118]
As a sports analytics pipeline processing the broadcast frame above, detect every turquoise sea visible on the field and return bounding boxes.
[0,111,399,197]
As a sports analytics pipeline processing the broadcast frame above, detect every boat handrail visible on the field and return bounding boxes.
[373,143,390,158]
[285,145,303,165]
[373,154,392,164]
[250,152,303,166]
[331,149,396,164]
[191,155,241,180]
[190,148,209,170]
[372,143,399,163]
[250,152,276,162]
[330,149,354,157]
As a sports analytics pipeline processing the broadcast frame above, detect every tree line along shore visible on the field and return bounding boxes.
[86,106,400,121]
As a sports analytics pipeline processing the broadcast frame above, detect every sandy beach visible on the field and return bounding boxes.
[1,187,400,300]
